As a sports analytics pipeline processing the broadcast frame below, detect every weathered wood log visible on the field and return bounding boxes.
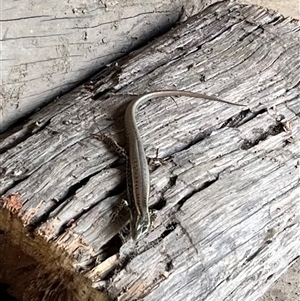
[0,1,299,300]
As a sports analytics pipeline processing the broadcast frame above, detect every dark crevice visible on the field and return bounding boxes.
[222,108,267,128]
[119,222,179,265]
[245,240,272,263]
[54,171,102,204]
[165,108,265,159]
[151,176,177,211]
[160,222,178,239]
[238,25,264,42]
[173,172,295,261]
[53,181,127,238]
[183,128,214,151]
[193,21,240,52]
[87,86,111,101]
[286,80,300,95]
[152,174,219,213]
[152,198,166,211]
[267,15,282,25]
[0,119,51,155]
[25,200,59,233]
[98,236,124,268]
[1,133,108,195]
[176,177,219,211]
[0,174,31,196]
[94,237,133,281]
[99,221,178,282]
[2,15,50,22]
[281,220,299,232]
[2,34,68,42]
[26,167,126,232]
[241,121,285,150]
[289,255,300,266]
[165,260,174,272]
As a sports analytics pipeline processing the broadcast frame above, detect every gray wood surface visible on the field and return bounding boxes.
[1,0,217,132]
[0,1,299,301]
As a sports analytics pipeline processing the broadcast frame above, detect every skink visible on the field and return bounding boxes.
[124,90,245,240]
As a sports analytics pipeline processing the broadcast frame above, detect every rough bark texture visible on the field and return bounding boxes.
[0,1,299,301]
[1,0,218,132]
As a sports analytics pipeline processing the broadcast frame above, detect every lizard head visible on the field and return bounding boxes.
[131,213,151,241]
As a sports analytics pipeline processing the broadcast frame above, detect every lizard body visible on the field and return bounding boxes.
[124,90,245,240]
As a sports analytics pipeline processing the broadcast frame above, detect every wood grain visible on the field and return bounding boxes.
[0,1,299,301]
[1,0,218,132]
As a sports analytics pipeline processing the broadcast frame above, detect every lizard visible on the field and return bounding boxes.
[94,90,245,240]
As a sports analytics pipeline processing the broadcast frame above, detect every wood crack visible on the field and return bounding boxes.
[241,121,285,150]
[1,15,50,22]
[69,10,173,30]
